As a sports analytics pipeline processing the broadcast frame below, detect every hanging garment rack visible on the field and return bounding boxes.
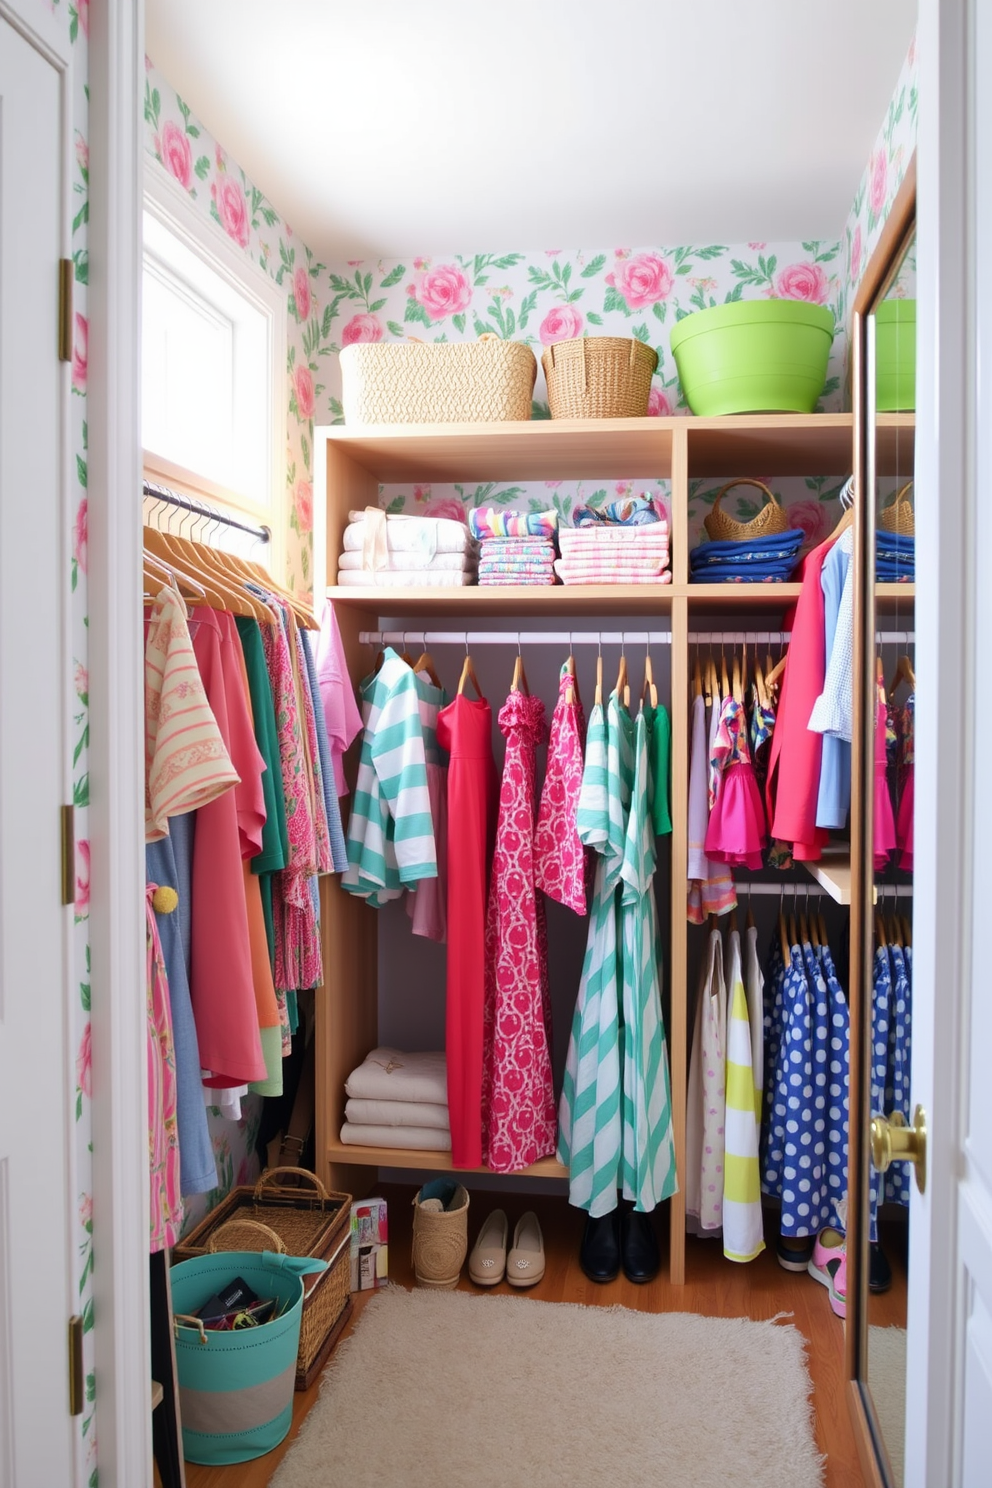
[733,881,914,899]
[143,478,271,544]
[359,628,915,648]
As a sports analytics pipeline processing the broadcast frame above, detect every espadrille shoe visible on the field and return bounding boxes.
[468,1209,508,1286]
[506,1211,545,1289]
[411,1180,469,1289]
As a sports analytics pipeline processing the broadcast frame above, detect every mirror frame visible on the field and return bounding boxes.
[847,151,917,1488]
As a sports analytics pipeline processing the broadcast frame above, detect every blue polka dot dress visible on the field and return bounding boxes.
[883,940,912,1208]
[818,940,851,1230]
[868,941,893,1243]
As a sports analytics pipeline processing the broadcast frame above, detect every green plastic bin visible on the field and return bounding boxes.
[875,298,916,411]
[669,299,835,416]
[172,1249,327,1465]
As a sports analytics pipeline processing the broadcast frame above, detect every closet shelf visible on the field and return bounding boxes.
[803,853,855,904]
[326,1141,567,1181]
[876,582,915,611]
[326,582,808,617]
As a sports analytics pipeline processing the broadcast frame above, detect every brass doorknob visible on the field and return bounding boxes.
[870,1105,927,1194]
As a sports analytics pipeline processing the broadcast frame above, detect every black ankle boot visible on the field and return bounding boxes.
[621,1208,660,1283]
[580,1210,620,1283]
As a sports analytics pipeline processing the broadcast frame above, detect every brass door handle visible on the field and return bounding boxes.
[870,1105,927,1194]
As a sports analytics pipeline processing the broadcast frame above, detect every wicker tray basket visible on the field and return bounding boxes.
[702,479,792,542]
[541,336,658,419]
[172,1167,352,1391]
[340,338,537,424]
[879,481,915,537]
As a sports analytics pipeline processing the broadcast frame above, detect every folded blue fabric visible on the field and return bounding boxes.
[876,531,915,551]
[690,545,804,570]
[689,570,795,584]
[692,528,804,561]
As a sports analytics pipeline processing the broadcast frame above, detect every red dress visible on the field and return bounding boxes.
[436,693,497,1168]
[482,691,557,1173]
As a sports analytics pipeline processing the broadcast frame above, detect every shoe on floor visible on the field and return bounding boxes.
[621,1208,660,1284]
[776,1234,815,1272]
[580,1210,620,1284]
[468,1209,508,1286]
[808,1227,847,1319]
[506,1211,544,1288]
[869,1242,892,1294]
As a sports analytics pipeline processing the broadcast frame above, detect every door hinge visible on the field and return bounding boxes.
[61,804,75,907]
[58,259,74,363]
[68,1315,84,1416]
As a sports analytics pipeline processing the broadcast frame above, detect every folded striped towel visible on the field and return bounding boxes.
[555,562,672,585]
[469,507,558,540]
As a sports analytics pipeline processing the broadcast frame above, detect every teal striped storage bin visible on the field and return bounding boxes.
[172,1250,327,1465]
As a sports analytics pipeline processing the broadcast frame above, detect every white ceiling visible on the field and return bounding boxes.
[145,0,917,262]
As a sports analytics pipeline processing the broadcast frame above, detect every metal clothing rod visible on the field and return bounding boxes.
[735,882,914,898]
[142,478,271,543]
[359,630,673,648]
[688,630,915,645]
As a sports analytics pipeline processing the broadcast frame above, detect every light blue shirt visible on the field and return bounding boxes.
[815,539,852,829]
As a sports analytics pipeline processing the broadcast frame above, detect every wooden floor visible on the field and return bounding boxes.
[180,1187,908,1488]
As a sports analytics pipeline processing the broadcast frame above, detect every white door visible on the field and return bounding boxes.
[0,15,76,1487]
[905,2,992,1484]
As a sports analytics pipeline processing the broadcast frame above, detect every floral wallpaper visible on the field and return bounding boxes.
[143,61,324,599]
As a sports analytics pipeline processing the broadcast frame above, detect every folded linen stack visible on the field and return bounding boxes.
[876,531,914,582]
[340,1046,451,1151]
[468,506,559,586]
[689,526,804,583]
[336,507,479,588]
[554,523,671,585]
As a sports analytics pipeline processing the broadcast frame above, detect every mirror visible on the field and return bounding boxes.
[856,216,916,1486]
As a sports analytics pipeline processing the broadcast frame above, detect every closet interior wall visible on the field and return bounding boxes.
[315,413,913,1284]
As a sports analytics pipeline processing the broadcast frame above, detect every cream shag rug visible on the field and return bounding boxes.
[869,1326,907,1488]
[273,1288,824,1488]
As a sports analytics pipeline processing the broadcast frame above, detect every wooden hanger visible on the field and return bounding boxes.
[203,534,315,629]
[564,650,577,706]
[900,913,913,947]
[457,651,483,698]
[778,899,791,964]
[511,646,529,695]
[745,887,755,930]
[615,649,629,710]
[728,905,739,935]
[766,644,788,695]
[740,638,748,697]
[692,654,703,700]
[595,652,603,708]
[143,525,268,620]
[754,654,768,711]
[732,651,743,705]
[143,549,206,604]
[874,910,888,949]
[887,653,917,699]
[817,906,829,949]
[720,646,730,703]
[641,652,658,710]
[703,655,714,708]
[413,649,443,689]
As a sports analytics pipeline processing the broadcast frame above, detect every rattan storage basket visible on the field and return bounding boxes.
[541,336,658,419]
[172,1167,352,1390]
[879,481,915,537]
[702,479,792,542]
[340,338,537,424]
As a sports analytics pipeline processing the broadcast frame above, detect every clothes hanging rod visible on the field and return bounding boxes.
[733,882,914,898]
[142,479,271,543]
[688,630,915,645]
[359,630,673,648]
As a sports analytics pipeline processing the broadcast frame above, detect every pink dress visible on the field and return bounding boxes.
[482,690,557,1173]
[533,665,588,915]
[687,693,736,924]
[874,682,898,871]
[896,697,915,870]
[146,886,181,1252]
[704,697,767,870]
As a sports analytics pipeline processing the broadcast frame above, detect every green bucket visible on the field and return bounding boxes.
[875,298,916,411]
[171,1250,327,1465]
[669,298,835,416]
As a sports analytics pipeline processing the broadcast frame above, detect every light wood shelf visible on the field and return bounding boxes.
[326,582,804,617]
[876,412,916,475]
[804,853,855,904]
[326,1142,567,1181]
[876,582,915,613]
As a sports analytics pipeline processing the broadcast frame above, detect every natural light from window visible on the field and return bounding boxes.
[142,210,270,504]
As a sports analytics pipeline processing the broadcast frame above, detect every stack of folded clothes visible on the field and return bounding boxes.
[555,523,671,584]
[689,526,805,583]
[340,1046,451,1151]
[337,507,478,588]
[876,530,914,582]
[469,506,559,586]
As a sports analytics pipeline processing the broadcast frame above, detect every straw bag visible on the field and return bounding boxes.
[173,1167,352,1390]
[879,481,915,537]
[702,479,792,542]
[541,336,659,419]
[411,1180,469,1289]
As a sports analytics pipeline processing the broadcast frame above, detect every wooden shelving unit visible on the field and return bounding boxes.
[314,411,913,1287]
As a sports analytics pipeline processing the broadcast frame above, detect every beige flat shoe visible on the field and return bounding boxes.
[506,1211,545,1288]
[468,1208,508,1286]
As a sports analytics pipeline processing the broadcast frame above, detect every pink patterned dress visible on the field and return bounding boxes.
[704,697,767,871]
[534,665,588,914]
[482,690,557,1173]
[146,885,181,1252]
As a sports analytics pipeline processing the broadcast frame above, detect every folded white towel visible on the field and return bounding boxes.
[338,550,477,573]
[345,512,475,554]
[345,1047,448,1105]
[336,570,477,588]
[345,1097,449,1130]
[339,1122,452,1152]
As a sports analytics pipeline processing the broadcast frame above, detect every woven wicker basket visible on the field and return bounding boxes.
[541,336,659,419]
[879,481,915,537]
[702,479,792,542]
[340,338,537,424]
[173,1167,352,1390]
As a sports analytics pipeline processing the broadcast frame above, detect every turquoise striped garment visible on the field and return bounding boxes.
[343,649,438,903]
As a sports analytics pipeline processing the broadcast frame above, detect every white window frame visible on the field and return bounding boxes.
[142,159,287,581]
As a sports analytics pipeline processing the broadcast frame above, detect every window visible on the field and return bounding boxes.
[142,167,286,566]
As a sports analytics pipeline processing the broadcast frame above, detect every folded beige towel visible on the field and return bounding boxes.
[345,1097,449,1130]
[340,1122,452,1151]
[344,1047,448,1105]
